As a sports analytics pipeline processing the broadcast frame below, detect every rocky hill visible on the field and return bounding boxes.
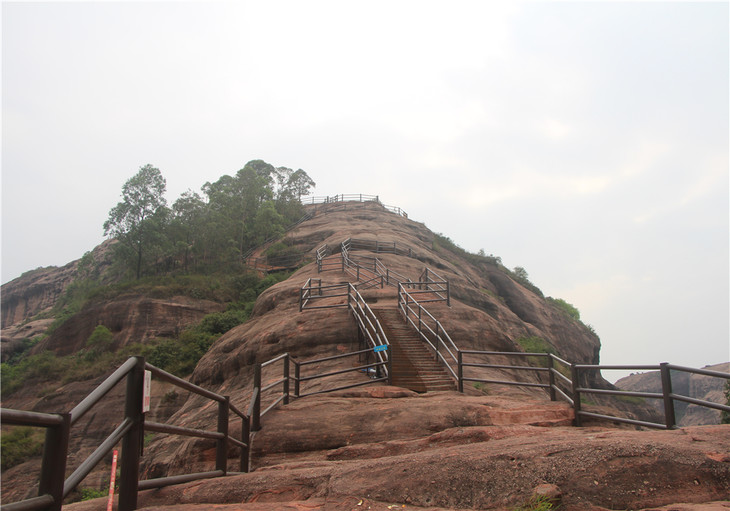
[2,199,728,510]
[616,363,730,426]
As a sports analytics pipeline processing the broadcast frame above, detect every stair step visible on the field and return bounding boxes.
[373,307,458,393]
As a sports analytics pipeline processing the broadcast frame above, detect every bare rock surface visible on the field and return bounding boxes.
[66,417,730,511]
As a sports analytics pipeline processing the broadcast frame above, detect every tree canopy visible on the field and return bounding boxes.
[104,164,167,279]
[103,160,315,279]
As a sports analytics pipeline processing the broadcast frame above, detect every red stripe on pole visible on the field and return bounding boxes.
[107,449,118,511]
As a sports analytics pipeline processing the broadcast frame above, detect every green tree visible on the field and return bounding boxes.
[104,165,167,279]
[287,169,316,200]
[722,380,730,424]
[169,190,206,271]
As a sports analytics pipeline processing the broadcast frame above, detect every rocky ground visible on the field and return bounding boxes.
[66,387,730,511]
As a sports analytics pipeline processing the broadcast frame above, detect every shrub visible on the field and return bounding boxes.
[722,381,730,425]
[512,495,556,511]
[515,336,558,370]
[1,426,44,470]
[516,336,557,356]
[84,325,114,361]
[547,297,580,321]
[198,310,249,335]
[79,487,109,501]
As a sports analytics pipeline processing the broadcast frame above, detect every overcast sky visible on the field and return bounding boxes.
[2,1,728,380]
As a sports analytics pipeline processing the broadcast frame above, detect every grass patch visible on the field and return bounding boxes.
[1,426,45,470]
[615,394,647,405]
[512,495,557,511]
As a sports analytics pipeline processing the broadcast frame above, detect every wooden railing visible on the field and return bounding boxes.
[0,357,249,511]
[398,283,461,386]
[300,194,408,218]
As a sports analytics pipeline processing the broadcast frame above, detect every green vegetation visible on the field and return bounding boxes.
[103,160,315,279]
[615,394,646,405]
[472,382,489,394]
[104,164,168,280]
[432,233,503,267]
[506,266,544,298]
[512,495,557,511]
[1,426,45,470]
[79,487,110,501]
[1,270,291,394]
[516,336,557,356]
[84,325,114,361]
[722,381,730,425]
[516,336,559,370]
[546,297,580,321]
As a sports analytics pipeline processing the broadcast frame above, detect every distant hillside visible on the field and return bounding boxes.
[615,362,729,426]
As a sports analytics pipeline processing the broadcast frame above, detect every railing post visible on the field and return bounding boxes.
[38,412,70,511]
[119,356,145,511]
[240,413,250,473]
[446,281,451,307]
[294,361,301,398]
[252,364,262,432]
[283,354,290,405]
[387,350,393,385]
[299,287,304,312]
[660,362,677,429]
[547,355,556,401]
[571,364,582,427]
[457,351,464,393]
[216,397,229,474]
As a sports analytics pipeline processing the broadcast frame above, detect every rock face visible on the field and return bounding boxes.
[1,240,116,328]
[30,295,224,357]
[139,202,654,483]
[616,362,730,426]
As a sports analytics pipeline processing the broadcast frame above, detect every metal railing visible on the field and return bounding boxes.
[460,351,574,405]
[300,194,408,218]
[571,363,730,429]
[342,240,385,290]
[418,268,450,306]
[247,306,391,429]
[0,357,249,511]
[398,283,461,387]
[245,252,307,273]
[344,237,414,258]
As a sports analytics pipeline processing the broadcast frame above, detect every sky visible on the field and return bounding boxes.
[2,1,728,382]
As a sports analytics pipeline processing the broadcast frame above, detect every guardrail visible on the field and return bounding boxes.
[460,351,574,405]
[418,268,450,306]
[572,363,730,429]
[0,357,249,511]
[300,194,408,218]
[398,284,461,387]
[245,252,308,273]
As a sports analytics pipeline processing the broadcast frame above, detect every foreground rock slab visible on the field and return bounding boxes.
[67,423,730,511]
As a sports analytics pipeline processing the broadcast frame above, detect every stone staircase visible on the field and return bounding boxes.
[373,308,455,392]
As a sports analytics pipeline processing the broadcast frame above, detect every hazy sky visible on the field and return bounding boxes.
[2,1,728,380]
